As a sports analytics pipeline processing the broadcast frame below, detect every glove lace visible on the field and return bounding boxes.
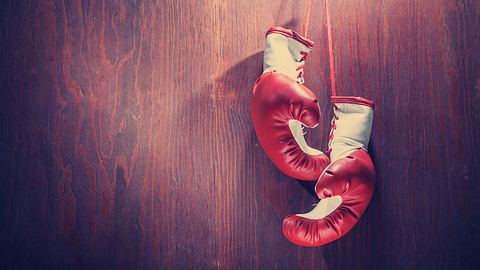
[296,51,308,84]
[327,104,339,154]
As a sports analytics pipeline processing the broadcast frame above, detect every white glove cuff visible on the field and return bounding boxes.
[328,96,374,162]
[263,26,314,83]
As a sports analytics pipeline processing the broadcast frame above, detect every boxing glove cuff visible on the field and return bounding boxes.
[328,96,374,162]
[263,26,314,83]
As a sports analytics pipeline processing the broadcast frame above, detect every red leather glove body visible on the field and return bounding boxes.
[283,96,376,246]
[251,26,329,180]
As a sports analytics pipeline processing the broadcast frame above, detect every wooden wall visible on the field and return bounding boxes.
[1,0,479,269]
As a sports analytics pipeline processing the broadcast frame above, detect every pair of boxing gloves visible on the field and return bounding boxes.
[251,26,376,247]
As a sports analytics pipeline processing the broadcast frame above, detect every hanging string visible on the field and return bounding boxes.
[304,0,337,96]
[304,0,313,37]
[325,0,337,96]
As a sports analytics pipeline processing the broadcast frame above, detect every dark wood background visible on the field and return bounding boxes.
[1,0,479,269]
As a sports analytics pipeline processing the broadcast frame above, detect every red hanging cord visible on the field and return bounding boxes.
[304,0,313,37]
[325,0,337,96]
[304,0,337,96]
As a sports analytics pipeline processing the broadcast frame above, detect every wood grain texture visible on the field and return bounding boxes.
[0,0,479,269]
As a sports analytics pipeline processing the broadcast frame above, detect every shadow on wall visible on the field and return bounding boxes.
[177,20,332,267]
[217,50,319,198]
[206,25,329,268]
[212,23,384,269]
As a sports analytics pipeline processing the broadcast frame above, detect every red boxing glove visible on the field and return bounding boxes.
[250,27,329,181]
[283,96,376,246]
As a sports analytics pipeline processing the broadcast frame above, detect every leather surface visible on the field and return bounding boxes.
[283,149,375,246]
[251,71,329,180]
